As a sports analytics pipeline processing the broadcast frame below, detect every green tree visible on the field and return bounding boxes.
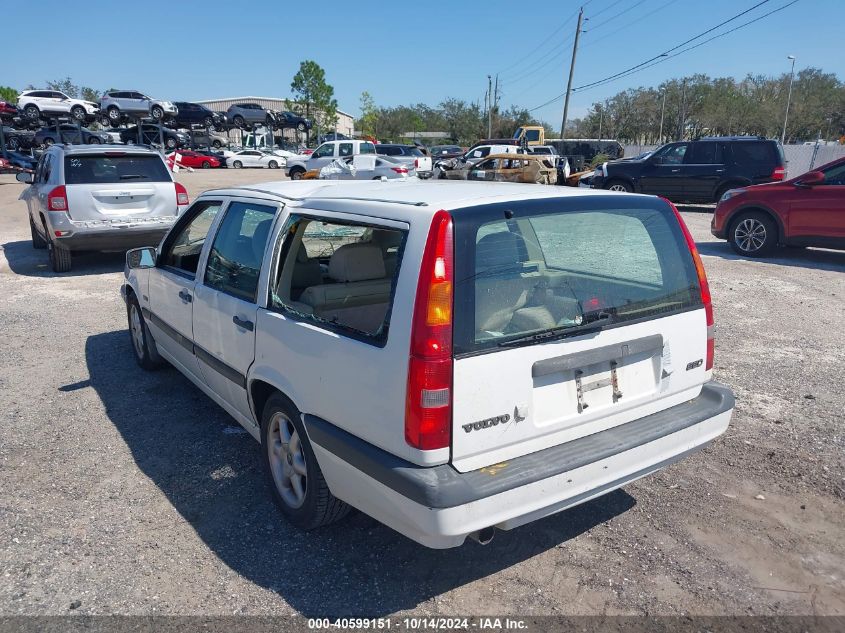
[0,86,17,103]
[46,77,79,98]
[290,60,338,136]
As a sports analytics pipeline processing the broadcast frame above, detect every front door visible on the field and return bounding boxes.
[639,143,689,198]
[681,141,725,201]
[192,199,279,421]
[788,161,845,246]
[307,143,336,171]
[147,200,223,378]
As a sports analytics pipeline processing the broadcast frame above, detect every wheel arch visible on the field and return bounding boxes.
[605,175,636,192]
[725,204,784,244]
[248,373,304,437]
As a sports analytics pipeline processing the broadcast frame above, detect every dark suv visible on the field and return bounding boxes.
[171,102,222,129]
[591,136,786,203]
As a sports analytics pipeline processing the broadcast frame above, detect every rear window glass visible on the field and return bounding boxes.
[730,141,775,164]
[453,200,701,354]
[63,155,170,184]
[406,147,425,156]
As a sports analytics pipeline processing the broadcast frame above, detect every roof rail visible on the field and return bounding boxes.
[306,195,428,207]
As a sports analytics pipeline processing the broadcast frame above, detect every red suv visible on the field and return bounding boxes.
[711,156,845,256]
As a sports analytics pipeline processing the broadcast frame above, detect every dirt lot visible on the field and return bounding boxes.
[0,170,843,617]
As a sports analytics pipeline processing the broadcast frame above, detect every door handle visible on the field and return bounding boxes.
[233,316,254,331]
[178,289,192,303]
[670,169,680,173]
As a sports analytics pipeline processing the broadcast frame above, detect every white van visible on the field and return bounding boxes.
[122,180,734,548]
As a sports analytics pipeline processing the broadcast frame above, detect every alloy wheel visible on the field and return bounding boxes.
[734,218,767,253]
[267,412,308,509]
[129,304,145,359]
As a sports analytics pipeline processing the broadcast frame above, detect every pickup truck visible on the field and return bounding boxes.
[374,144,433,178]
[286,140,377,180]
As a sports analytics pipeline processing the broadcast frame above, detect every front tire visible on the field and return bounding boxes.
[107,106,121,123]
[268,160,278,169]
[201,160,211,169]
[71,105,86,121]
[260,393,350,530]
[232,160,243,169]
[165,137,177,150]
[296,122,306,133]
[7,137,20,151]
[212,140,222,149]
[730,211,777,257]
[127,294,165,370]
[233,116,245,128]
[151,105,164,120]
[289,167,304,180]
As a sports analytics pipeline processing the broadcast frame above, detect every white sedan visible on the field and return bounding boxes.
[228,150,284,169]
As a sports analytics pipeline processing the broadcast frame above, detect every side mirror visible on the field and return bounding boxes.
[797,170,823,187]
[126,247,156,269]
[16,172,34,184]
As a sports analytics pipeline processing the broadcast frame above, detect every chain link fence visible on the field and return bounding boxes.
[623,142,845,177]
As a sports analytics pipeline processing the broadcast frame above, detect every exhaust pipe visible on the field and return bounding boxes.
[468,527,495,545]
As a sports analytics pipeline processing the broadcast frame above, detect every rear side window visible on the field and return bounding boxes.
[406,147,424,156]
[453,199,701,354]
[686,142,723,164]
[269,215,406,344]
[63,155,170,184]
[730,141,776,164]
[377,146,399,156]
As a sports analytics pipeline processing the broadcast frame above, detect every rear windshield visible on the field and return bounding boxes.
[406,147,425,156]
[64,154,170,184]
[452,198,701,355]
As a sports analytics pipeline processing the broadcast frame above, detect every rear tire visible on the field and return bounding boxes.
[715,183,742,203]
[165,137,177,150]
[24,104,40,120]
[46,230,72,273]
[296,122,306,133]
[212,140,222,149]
[729,211,777,257]
[30,216,47,249]
[107,106,121,123]
[7,137,20,151]
[233,116,245,128]
[606,179,632,193]
[260,393,351,530]
[127,294,165,370]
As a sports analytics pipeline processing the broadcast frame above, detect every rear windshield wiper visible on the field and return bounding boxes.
[498,311,613,348]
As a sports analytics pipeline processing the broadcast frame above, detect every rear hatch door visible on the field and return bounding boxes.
[450,195,709,472]
[63,151,177,222]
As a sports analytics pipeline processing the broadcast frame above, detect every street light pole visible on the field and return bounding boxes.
[658,90,666,143]
[781,55,796,145]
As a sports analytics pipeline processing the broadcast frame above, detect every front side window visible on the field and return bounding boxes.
[312,144,334,158]
[270,215,406,343]
[161,201,223,275]
[204,201,277,302]
[338,143,354,157]
[822,162,845,185]
[453,200,701,354]
[525,129,541,142]
[655,144,688,165]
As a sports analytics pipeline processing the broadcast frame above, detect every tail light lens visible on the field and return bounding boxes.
[414,158,420,168]
[391,167,408,174]
[665,199,714,370]
[47,185,68,211]
[771,166,786,181]
[405,210,454,450]
[174,182,189,206]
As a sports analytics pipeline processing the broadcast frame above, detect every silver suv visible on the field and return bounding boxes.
[17,145,189,272]
[99,90,178,124]
[225,103,275,128]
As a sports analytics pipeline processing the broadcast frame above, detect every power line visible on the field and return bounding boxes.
[581,0,681,50]
[574,0,801,92]
[525,0,794,111]
[496,8,581,78]
[573,0,772,92]
[587,0,648,31]
[588,0,625,20]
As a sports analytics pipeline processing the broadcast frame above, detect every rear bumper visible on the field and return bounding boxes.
[306,381,734,548]
[49,214,172,252]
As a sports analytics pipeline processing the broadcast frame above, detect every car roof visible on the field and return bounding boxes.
[484,153,548,160]
[199,179,624,213]
[48,145,162,156]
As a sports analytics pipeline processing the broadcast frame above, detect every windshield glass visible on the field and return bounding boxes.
[452,199,701,354]
[513,127,523,140]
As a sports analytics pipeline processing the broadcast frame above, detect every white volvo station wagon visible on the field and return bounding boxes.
[121,180,734,548]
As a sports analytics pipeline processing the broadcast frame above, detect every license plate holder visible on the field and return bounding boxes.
[574,361,623,413]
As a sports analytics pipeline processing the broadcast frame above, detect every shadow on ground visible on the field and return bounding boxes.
[697,240,845,273]
[83,330,636,616]
[1,240,125,277]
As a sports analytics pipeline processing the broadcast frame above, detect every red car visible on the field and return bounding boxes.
[167,150,220,169]
[0,101,18,120]
[711,156,845,257]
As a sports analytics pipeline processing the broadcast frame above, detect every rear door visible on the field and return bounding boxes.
[62,151,177,222]
[147,199,224,377]
[681,141,725,201]
[192,199,279,420]
[450,196,709,471]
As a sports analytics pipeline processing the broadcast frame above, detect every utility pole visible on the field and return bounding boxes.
[560,6,584,139]
[781,55,796,145]
[598,105,603,140]
[487,75,493,138]
[493,74,499,136]
[658,90,666,143]
[677,78,687,141]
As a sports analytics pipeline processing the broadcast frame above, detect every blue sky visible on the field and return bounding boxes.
[3,0,840,128]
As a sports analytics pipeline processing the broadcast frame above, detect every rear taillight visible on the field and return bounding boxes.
[665,198,714,370]
[414,158,420,168]
[771,166,786,181]
[391,167,408,174]
[174,182,189,206]
[405,210,454,450]
[47,185,68,212]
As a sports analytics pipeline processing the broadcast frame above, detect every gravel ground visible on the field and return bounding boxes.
[0,171,843,617]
